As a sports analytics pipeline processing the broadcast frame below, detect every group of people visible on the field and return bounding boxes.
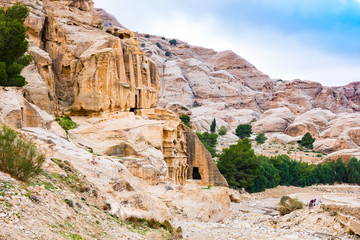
[308,198,322,207]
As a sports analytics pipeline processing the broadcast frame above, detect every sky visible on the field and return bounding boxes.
[93,0,360,87]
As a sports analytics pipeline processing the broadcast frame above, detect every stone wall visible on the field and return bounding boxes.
[184,126,229,187]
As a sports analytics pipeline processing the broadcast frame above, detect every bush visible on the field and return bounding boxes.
[218,126,227,136]
[140,43,145,48]
[155,42,162,49]
[300,132,315,149]
[144,34,150,38]
[210,118,216,133]
[255,133,267,144]
[278,196,303,216]
[165,51,171,57]
[161,37,165,40]
[0,3,32,87]
[235,124,252,139]
[55,116,77,133]
[196,131,218,157]
[0,125,45,181]
[179,114,192,128]
[169,39,177,46]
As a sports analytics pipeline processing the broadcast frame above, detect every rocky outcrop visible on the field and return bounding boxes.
[138,33,360,133]
[252,107,296,133]
[2,0,160,115]
[322,204,360,236]
[95,8,126,28]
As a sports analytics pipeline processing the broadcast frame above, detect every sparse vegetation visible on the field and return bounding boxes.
[179,114,192,128]
[278,196,303,216]
[0,3,32,87]
[0,125,45,181]
[55,116,77,133]
[218,126,227,136]
[235,124,252,139]
[125,217,182,238]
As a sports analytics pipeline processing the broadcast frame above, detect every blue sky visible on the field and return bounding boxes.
[94,0,360,86]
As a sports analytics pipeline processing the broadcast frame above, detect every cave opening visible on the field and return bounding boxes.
[192,167,202,180]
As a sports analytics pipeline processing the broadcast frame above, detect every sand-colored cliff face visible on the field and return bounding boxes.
[1,0,159,115]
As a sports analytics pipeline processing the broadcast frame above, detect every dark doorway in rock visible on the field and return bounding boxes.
[192,167,201,180]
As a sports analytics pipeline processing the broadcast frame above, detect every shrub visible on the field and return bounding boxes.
[278,196,303,216]
[161,37,165,40]
[144,34,150,38]
[235,124,252,139]
[210,118,216,133]
[0,125,45,181]
[140,43,145,47]
[169,39,177,46]
[218,126,227,136]
[255,133,267,144]
[165,51,171,57]
[155,42,162,49]
[196,131,218,157]
[300,132,315,149]
[55,116,77,133]
[0,3,32,87]
[179,114,192,128]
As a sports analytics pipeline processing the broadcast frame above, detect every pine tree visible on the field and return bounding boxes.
[0,3,32,87]
[300,132,315,149]
[255,133,267,144]
[235,124,252,139]
[210,118,216,133]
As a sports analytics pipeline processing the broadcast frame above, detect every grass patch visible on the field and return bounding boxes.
[55,116,77,133]
[0,125,45,181]
[50,159,84,191]
[278,196,303,216]
[125,216,182,238]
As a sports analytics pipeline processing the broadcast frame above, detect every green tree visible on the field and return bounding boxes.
[0,3,32,87]
[300,132,315,149]
[179,114,191,128]
[169,39,177,46]
[235,124,252,139]
[196,131,218,157]
[251,156,280,192]
[217,138,260,189]
[218,126,227,136]
[347,157,360,183]
[255,133,267,145]
[210,118,216,133]
[334,158,347,183]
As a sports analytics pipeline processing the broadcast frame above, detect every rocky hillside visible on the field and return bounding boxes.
[128,23,360,163]
[0,1,232,239]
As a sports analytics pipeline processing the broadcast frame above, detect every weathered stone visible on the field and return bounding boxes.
[185,126,228,187]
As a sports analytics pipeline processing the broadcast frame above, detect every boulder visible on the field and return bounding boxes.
[252,107,295,133]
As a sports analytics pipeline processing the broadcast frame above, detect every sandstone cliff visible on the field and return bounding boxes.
[0,1,232,234]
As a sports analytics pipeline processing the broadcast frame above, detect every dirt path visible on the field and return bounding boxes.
[178,185,360,240]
